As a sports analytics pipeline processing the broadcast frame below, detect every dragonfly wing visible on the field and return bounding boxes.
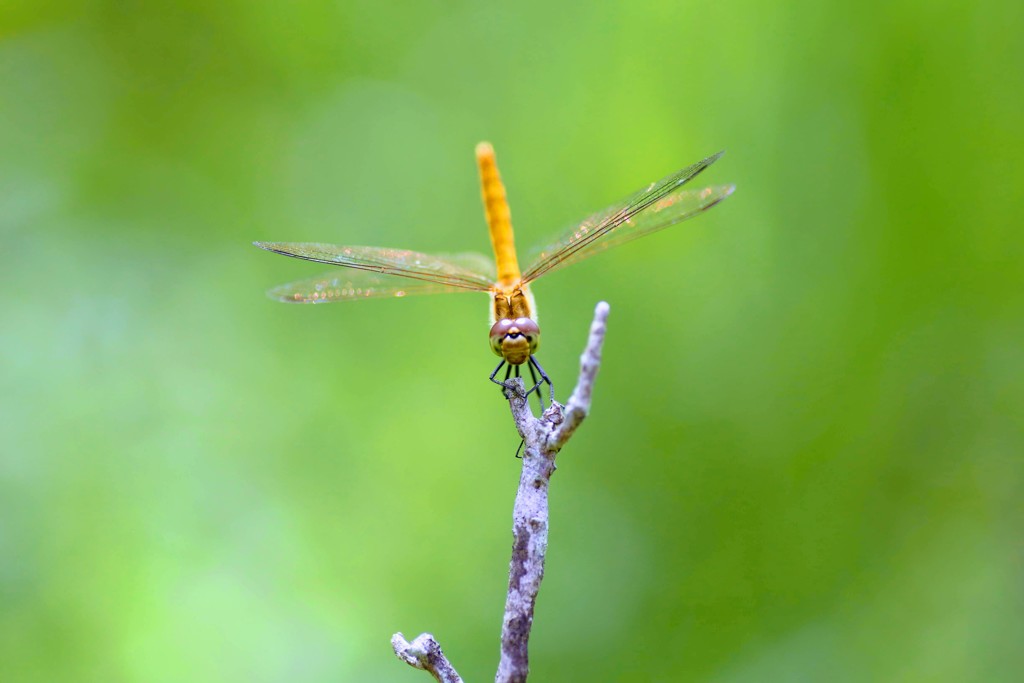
[266,270,482,303]
[521,151,734,283]
[254,242,496,292]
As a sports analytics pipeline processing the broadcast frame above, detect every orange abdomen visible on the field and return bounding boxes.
[476,142,521,288]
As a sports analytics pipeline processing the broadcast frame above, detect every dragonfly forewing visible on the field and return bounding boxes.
[254,242,496,292]
[520,151,732,283]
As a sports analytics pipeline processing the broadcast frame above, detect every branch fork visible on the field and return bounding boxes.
[393,302,611,683]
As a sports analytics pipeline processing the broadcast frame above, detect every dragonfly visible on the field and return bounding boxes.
[255,142,734,406]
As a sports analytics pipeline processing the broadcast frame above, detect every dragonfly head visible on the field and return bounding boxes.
[489,317,540,365]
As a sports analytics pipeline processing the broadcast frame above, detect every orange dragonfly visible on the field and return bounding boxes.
[255,143,733,405]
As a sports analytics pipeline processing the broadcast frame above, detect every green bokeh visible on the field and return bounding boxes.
[2,1,1021,681]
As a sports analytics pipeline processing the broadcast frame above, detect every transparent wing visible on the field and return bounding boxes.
[266,270,484,303]
[254,242,496,293]
[521,151,734,284]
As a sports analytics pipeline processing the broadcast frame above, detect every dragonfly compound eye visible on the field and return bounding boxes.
[489,319,514,357]
[489,317,541,364]
[489,319,540,366]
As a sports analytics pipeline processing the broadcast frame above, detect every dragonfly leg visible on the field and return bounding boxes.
[528,355,555,405]
[489,359,527,399]
[489,359,508,396]
[515,363,544,411]
[489,359,506,383]
[526,361,546,411]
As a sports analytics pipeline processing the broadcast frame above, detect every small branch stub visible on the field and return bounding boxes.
[392,633,464,683]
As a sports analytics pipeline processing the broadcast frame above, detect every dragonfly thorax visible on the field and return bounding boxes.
[490,317,539,365]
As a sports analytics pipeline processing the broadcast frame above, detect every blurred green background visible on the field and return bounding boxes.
[2,1,1022,681]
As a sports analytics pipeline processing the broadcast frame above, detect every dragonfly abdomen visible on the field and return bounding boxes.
[477,142,521,287]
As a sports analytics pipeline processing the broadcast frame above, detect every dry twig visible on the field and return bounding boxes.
[393,301,610,683]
